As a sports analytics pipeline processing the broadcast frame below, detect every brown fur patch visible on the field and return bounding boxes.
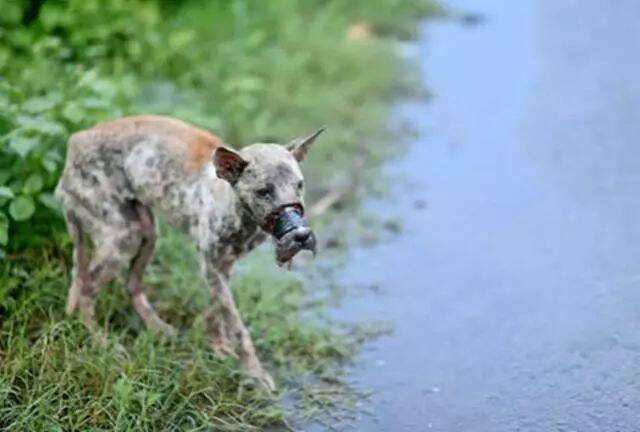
[92,115,224,173]
[183,128,223,172]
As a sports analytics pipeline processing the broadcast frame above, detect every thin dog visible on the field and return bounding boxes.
[55,115,324,389]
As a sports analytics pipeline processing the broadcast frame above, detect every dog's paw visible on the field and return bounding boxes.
[243,369,276,392]
[256,371,276,392]
[242,360,277,392]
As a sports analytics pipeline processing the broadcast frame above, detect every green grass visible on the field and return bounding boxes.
[0,226,366,430]
[0,0,439,429]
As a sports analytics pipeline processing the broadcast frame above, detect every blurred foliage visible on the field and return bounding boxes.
[0,0,438,253]
[0,0,438,428]
[0,228,360,430]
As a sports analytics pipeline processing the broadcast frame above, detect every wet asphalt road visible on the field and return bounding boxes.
[333,1,640,431]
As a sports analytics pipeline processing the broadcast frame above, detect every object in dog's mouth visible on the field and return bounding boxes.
[274,208,316,267]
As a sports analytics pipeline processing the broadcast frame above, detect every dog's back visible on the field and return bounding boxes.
[56,115,228,224]
[63,115,224,175]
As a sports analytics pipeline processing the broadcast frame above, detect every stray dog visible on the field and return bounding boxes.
[54,115,324,389]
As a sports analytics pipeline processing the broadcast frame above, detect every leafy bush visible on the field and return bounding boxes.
[0,0,437,253]
[0,0,438,428]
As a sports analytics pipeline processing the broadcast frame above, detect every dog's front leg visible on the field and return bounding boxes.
[203,261,275,390]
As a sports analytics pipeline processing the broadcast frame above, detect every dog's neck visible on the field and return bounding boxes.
[195,177,267,262]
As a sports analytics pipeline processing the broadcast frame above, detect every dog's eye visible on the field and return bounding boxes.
[297,180,304,190]
[255,185,274,199]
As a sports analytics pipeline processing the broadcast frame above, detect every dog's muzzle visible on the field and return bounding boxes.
[271,206,316,265]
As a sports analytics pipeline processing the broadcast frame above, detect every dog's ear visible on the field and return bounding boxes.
[213,147,249,184]
[287,126,326,162]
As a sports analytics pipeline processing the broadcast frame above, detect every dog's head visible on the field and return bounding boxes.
[213,128,325,266]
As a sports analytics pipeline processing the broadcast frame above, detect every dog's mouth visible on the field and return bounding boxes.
[268,205,316,267]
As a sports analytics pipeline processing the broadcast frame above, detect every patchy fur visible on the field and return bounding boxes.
[55,115,324,390]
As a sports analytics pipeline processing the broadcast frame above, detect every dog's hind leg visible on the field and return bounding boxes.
[64,210,87,315]
[77,239,128,332]
[125,202,175,335]
[74,209,140,332]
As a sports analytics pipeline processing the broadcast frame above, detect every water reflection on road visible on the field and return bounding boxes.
[335,1,640,430]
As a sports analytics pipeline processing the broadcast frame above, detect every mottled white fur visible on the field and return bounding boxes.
[55,115,323,390]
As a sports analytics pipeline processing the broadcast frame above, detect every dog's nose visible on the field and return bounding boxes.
[293,227,312,243]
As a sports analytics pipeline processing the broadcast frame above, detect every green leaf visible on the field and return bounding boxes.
[9,196,35,221]
[0,212,8,246]
[86,78,117,99]
[22,92,63,113]
[0,169,11,185]
[223,76,263,93]
[169,30,195,50]
[16,115,66,136]
[42,158,57,173]
[77,70,99,88]
[38,193,62,213]
[42,150,63,173]
[23,173,43,194]
[0,2,23,25]
[80,97,111,110]
[62,103,84,124]
[9,134,39,158]
[0,186,14,199]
